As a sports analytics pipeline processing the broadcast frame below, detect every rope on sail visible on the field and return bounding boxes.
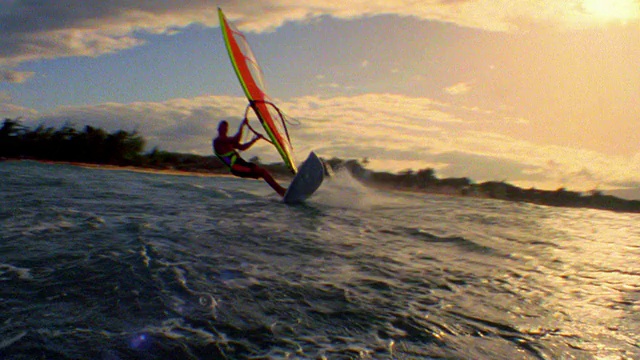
[242,103,272,144]
[242,100,298,146]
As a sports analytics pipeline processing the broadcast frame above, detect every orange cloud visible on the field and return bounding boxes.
[444,82,472,96]
[2,1,638,66]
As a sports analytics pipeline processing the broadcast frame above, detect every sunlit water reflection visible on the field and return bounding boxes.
[1,161,638,359]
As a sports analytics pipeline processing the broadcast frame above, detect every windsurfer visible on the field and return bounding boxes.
[213,119,286,196]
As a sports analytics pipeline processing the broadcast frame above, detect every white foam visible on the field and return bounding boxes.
[313,169,384,210]
[0,263,33,280]
[0,331,27,349]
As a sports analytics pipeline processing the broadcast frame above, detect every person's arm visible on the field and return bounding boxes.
[237,135,260,151]
[231,119,247,144]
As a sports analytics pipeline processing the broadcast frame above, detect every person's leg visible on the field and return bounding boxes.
[232,162,286,197]
[257,168,286,197]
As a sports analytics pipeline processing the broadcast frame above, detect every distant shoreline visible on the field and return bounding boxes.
[3,119,638,214]
[3,158,239,179]
[4,157,640,214]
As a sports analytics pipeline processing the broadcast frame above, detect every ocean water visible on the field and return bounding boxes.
[1,160,638,360]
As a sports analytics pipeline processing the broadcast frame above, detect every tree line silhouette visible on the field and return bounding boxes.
[0,118,145,165]
[2,117,639,213]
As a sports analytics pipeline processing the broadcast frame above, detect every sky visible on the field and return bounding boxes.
[1,0,639,197]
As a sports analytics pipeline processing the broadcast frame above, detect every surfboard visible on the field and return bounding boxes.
[283,152,324,204]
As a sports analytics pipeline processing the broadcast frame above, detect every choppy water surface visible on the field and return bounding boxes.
[1,161,638,359]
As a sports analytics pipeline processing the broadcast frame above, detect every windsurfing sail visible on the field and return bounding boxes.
[218,8,297,174]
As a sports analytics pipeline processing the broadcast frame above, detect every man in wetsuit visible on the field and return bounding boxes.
[213,119,286,196]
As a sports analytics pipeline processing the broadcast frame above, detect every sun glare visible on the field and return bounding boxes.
[582,0,640,22]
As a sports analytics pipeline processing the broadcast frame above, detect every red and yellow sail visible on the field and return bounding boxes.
[218,8,297,174]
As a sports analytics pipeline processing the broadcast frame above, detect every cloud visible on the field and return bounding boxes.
[430,151,544,182]
[0,1,218,66]
[318,82,342,89]
[24,95,247,154]
[7,91,640,192]
[0,69,35,83]
[280,95,640,190]
[0,101,39,119]
[579,0,640,23]
[0,91,11,102]
[444,82,472,95]
[2,1,638,67]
